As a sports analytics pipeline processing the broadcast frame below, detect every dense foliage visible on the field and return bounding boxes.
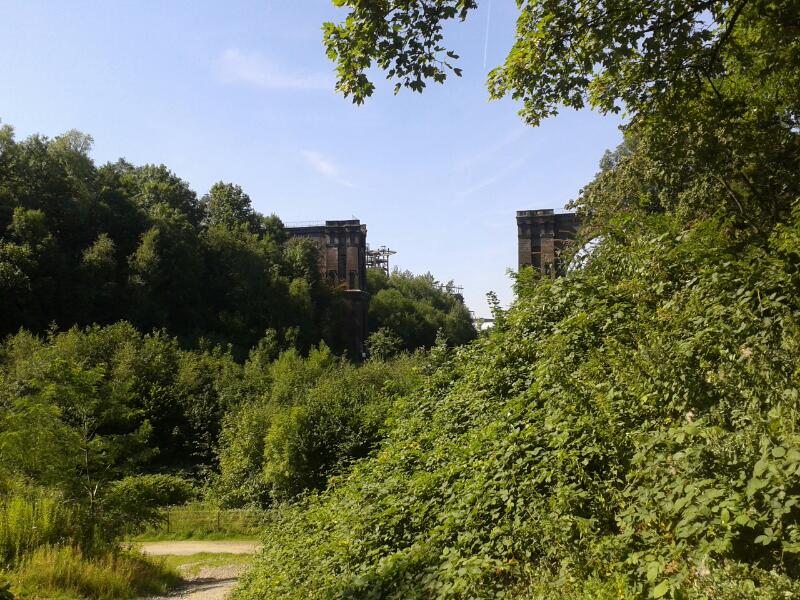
[0,128,353,358]
[0,326,207,598]
[2,0,798,597]
[233,211,800,599]
[0,323,246,475]
[0,122,477,363]
[213,347,424,507]
[224,0,800,598]
[0,321,427,596]
[0,120,474,596]
[366,269,476,352]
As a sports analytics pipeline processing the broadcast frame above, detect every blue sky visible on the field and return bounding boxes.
[0,1,622,317]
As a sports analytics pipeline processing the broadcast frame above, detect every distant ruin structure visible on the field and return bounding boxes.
[517,209,579,276]
[366,245,397,277]
[286,219,369,358]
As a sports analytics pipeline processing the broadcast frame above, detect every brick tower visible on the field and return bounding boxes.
[516,209,578,276]
[286,219,369,358]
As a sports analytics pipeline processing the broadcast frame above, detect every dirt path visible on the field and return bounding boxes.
[146,563,246,600]
[138,541,261,556]
[137,541,260,600]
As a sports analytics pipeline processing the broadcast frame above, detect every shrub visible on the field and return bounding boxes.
[262,372,380,499]
[104,474,195,537]
[215,354,424,507]
[267,345,336,406]
[366,328,403,361]
[232,214,800,599]
[0,323,246,476]
[214,401,278,508]
[262,357,426,500]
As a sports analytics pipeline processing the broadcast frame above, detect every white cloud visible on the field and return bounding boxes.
[302,150,337,177]
[302,150,356,188]
[215,48,332,91]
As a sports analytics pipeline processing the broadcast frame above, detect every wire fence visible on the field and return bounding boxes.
[138,505,265,538]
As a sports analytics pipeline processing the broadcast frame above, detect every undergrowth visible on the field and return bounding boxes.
[0,492,76,565]
[130,502,263,541]
[232,213,800,599]
[7,545,179,599]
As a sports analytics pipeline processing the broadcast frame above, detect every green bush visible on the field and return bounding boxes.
[232,214,800,599]
[366,328,403,361]
[214,401,280,508]
[105,474,195,537]
[262,364,395,499]
[266,345,336,406]
[214,353,424,506]
[0,322,246,475]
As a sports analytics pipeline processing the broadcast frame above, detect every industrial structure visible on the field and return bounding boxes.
[516,209,579,276]
[286,220,368,290]
[286,219,369,358]
[366,245,397,277]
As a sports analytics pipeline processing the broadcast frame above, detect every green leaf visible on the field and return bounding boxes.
[652,579,670,598]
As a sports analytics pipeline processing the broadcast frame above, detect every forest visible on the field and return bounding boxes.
[0,120,475,598]
[0,127,474,358]
[3,0,800,598]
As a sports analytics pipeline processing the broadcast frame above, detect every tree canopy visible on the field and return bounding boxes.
[221,3,800,598]
[326,1,800,124]
[366,268,476,351]
[325,0,800,229]
[0,125,362,358]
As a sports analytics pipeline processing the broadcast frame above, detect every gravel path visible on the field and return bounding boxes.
[138,541,260,600]
[147,563,246,600]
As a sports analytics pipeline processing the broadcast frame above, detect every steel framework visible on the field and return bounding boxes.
[366,245,397,277]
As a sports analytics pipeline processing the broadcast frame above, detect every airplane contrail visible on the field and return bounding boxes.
[482,0,493,70]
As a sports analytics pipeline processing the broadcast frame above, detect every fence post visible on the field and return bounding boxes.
[216,509,221,532]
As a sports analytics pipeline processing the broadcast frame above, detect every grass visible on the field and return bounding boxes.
[130,503,263,541]
[161,552,254,578]
[7,545,180,599]
[0,494,76,565]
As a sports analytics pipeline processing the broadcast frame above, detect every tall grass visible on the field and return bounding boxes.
[132,502,263,540]
[0,494,75,565]
[0,495,180,598]
[10,545,180,600]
